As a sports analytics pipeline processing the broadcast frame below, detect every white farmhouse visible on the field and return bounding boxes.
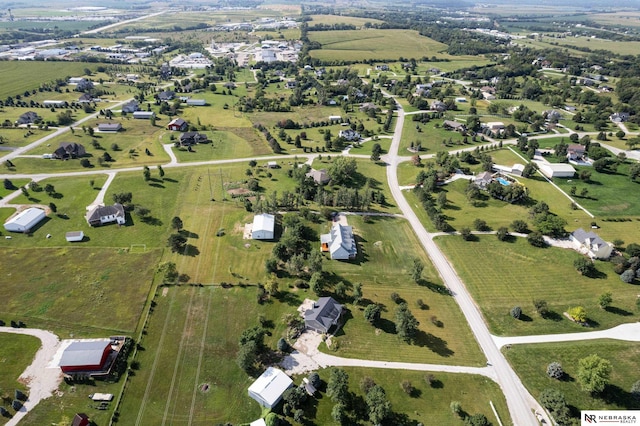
[570,228,613,259]
[321,223,357,260]
[85,203,126,227]
[251,214,275,240]
[247,367,293,409]
[3,207,46,233]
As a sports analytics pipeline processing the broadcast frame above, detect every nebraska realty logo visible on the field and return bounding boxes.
[582,411,639,425]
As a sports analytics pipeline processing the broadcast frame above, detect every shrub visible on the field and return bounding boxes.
[450,401,462,417]
[527,231,546,247]
[547,362,564,379]
[308,372,321,389]
[277,338,289,352]
[621,269,635,283]
[390,292,401,303]
[533,299,548,317]
[400,379,414,395]
[631,380,640,400]
[511,219,529,233]
[568,306,587,323]
[510,306,522,319]
[460,227,472,240]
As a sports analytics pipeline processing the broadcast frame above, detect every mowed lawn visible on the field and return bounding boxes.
[119,286,293,425]
[435,235,639,336]
[322,216,486,366]
[0,334,39,414]
[308,29,447,62]
[314,368,511,426]
[170,127,272,163]
[0,62,101,99]
[505,340,640,416]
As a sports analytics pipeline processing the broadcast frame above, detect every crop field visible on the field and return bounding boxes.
[505,340,640,415]
[314,367,510,426]
[309,14,384,26]
[537,36,640,57]
[0,20,103,31]
[308,29,447,62]
[0,62,101,100]
[435,235,639,336]
[118,286,291,425]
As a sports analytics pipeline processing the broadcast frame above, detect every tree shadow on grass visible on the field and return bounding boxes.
[413,330,454,357]
[375,318,396,334]
[141,216,163,226]
[149,182,165,189]
[600,384,640,409]
[416,279,452,295]
[518,313,533,322]
[543,311,564,322]
[274,291,302,307]
[605,306,634,316]
[180,229,199,239]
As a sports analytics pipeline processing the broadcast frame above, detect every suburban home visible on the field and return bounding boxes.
[158,90,175,101]
[338,129,360,141]
[544,110,562,122]
[65,231,84,242]
[167,118,188,131]
[321,223,357,260]
[185,98,206,106]
[304,296,343,334]
[285,81,297,89]
[430,101,447,112]
[3,207,46,233]
[58,339,113,374]
[78,93,95,103]
[178,132,208,146]
[17,111,41,125]
[122,100,140,113]
[247,367,293,409]
[570,228,613,259]
[85,203,126,226]
[97,123,123,132]
[443,120,467,132]
[306,168,330,185]
[251,213,275,240]
[567,144,586,161]
[375,64,389,71]
[54,142,86,159]
[609,112,630,123]
[534,161,576,178]
[71,413,90,426]
[474,171,494,189]
[133,111,155,119]
[43,100,67,108]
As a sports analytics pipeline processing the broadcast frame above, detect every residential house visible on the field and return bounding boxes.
[610,112,630,123]
[158,90,175,101]
[567,144,586,161]
[85,203,126,226]
[321,223,357,260]
[78,93,94,103]
[167,118,188,131]
[3,207,46,233]
[285,81,297,89]
[133,111,155,119]
[306,168,330,185]
[375,64,389,71]
[443,120,467,132]
[570,228,613,259]
[338,129,360,141]
[251,213,275,240]
[53,142,86,160]
[474,171,494,189]
[359,102,377,112]
[75,79,94,92]
[16,111,41,125]
[544,110,562,122]
[430,101,447,112]
[122,100,140,113]
[304,296,343,334]
[248,367,293,409]
[178,132,208,146]
[97,123,123,132]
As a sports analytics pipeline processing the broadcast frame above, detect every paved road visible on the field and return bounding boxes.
[81,10,169,35]
[0,327,62,426]
[383,101,546,426]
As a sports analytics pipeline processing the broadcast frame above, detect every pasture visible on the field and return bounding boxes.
[435,235,639,336]
[308,29,447,62]
[309,14,383,26]
[0,333,39,410]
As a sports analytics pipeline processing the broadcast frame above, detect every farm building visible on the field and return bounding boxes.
[43,100,67,108]
[570,228,613,259]
[304,297,343,334]
[321,223,357,260]
[58,339,113,373]
[248,367,293,409]
[251,214,275,240]
[167,118,188,131]
[133,111,155,119]
[3,207,46,233]
[186,99,206,106]
[71,413,90,426]
[85,203,126,226]
[65,231,84,242]
[535,162,576,178]
[97,123,122,132]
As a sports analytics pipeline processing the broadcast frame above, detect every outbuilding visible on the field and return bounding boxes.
[65,231,84,242]
[133,111,155,120]
[186,99,206,106]
[248,367,293,409]
[535,162,576,178]
[251,214,275,240]
[4,207,46,233]
[58,339,112,373]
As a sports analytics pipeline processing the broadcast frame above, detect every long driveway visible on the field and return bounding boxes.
[383,102,547,425]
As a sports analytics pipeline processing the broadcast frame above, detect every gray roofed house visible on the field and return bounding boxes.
[179,131,208,146]
[122,100,140,113]
[443,120,466,132]
[304,297,343,334]
[168,118,188,131]
[570,228,613,259]
[158,90,175,101]
[321,223,357,260]
[17,111,41,125]
[610,112,630,123]
[54,142,86,160]
[78,93,94,103]
[85,203,126,227]
[305,168,330,185]
[430,100,447,112]
[474,171,494,189]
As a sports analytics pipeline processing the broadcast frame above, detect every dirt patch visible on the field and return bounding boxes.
[200,383,210,393]
[227,188,251,196]
[162,287,169,297]
[373,241,382,247]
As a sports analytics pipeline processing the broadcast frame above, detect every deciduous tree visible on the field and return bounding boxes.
[577,354,611,393]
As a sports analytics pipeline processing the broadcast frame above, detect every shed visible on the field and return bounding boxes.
[535,162,576,178]
[43,100,66,107]
[133,111,155,119]
[4,207,46,233]
[248,367,293,409]
[66,231,84,242]
[186,99,206,106]
[252,214,275,240]
[97,123,122,132]
[59,339,112,373]
[304,297,343,334]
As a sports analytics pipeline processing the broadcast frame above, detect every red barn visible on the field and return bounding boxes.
[72,413,90,426]
[59,339,112,373]
[167,118,187,131]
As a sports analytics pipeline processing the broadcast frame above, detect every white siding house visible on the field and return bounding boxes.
[85,204,126,226]
[248,367,293,409]
[570,228,613,259]
[251,214,275,240]
[3,207,46,233]
[321,223,357,260]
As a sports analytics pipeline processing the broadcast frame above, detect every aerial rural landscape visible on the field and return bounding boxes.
[1,0,640,425]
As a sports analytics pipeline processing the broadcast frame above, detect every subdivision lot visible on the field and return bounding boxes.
[435,235,638,336]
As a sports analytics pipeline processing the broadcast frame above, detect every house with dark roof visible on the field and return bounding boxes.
[610,112,630,123]
[338,129,360,141]
[570,228,613,259]
[17,111,41,125]
[430,100,447,112]
[98,123,123,132]
[158,90,175,101]
[179,132,208,146]
[58,339,112,373]
[85,203,126,226]
[304,297,343,334]
[78,93,94,103]
[474,171,494,189]
[53,142,86,159]
[321,223,357,260]
[72,413,90,426]
[443,120,467,132]
[122,100,139,113]
[306,168,330,185]
[167,118,188,131]
[567,144,586,161]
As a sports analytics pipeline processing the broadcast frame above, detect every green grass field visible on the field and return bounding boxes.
[309,14,384,26]
[170,128,271,162]
[0,334,39,418]
[435,235,639,336]
[505,340,640,419]
[308,29,447,62]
